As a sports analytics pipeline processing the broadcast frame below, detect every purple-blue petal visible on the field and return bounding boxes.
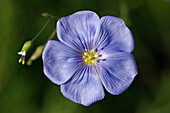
[57,11,100,51]
[42,40,83,85]
[96,53,137,95]
[94,16,134,52]
[60,65,105,106]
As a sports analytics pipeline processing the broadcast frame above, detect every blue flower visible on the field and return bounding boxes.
[42,11,138,106]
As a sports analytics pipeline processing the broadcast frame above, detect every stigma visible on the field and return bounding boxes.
[83,49,98,65]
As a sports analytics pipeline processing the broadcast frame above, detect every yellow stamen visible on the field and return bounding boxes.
[19,58,22,63]
[22,60,25,65]
[18,58,25,65]
[83,49,98,65]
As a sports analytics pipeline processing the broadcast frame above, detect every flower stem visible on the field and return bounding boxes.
[44,29,56,45]
[32,17,56,42]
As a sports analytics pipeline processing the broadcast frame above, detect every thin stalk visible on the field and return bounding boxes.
[44,29,56,45]
[32,17,56,42]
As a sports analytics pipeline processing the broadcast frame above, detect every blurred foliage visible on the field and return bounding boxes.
[0,0,170,113]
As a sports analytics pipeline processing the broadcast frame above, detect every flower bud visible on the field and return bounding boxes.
[41,12,54,18]
[41,12,49,17]
[27,45,44,66]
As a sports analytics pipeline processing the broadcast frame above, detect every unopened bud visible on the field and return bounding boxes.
[41,12,54,18]
[42,12,49,17]
[27,45,44,66]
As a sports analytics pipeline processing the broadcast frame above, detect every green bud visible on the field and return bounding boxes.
[42,12,49,17]
[27,45,44,66]
[41,12,56,18]
[42,12,51,18]
[21,40,32,52]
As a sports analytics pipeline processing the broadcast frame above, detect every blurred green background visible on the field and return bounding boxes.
[0,0,170,113]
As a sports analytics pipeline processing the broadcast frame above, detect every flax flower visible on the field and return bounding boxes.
[42,11,138,106]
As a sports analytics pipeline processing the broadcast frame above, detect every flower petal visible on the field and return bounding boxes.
[94,16,134,52]
[57,11,100,51]
[96,53,138,95]
[60,65,104,106]
[42,40,83,85]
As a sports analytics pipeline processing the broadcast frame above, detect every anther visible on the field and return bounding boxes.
[84,53,87,56]
[94,54,98,58]
[91,60,94,64]
[85,59,88,62]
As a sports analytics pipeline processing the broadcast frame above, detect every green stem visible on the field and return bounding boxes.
[44,29,56,45]
[32,17,56,42]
